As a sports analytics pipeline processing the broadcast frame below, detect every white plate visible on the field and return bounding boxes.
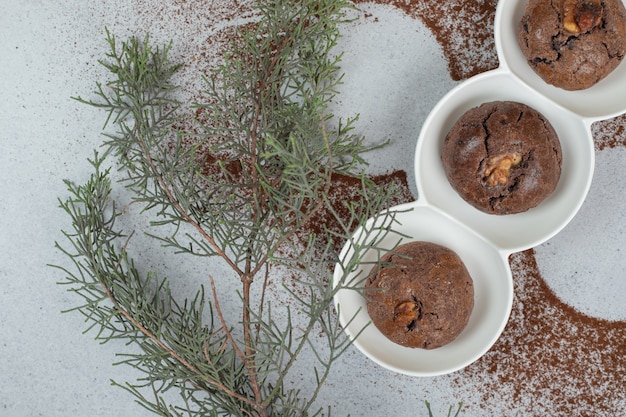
[333,0,607,376]
[414,69,594,253]
[333,202,512,377]
[495,0,626,120]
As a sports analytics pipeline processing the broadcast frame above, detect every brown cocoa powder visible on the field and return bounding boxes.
[352,0,500,80]
[456,250,626,415]
[299,170,415,253]
[593,114,626,150]
[149,0,626,413]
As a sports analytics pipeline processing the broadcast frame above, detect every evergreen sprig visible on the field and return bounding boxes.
[54,0,415,416]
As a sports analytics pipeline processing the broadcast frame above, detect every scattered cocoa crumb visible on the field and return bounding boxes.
[592,113,626,150]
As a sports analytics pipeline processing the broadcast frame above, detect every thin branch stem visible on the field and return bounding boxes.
[207,275,248,366]
[135,130,245,277]
[92,243,256,409]
[209,275,266,416]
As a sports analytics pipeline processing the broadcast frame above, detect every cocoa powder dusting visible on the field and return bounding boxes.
[592,113,626,150]
[352,0,499,80]
[152,0,625,413]
[456,250,626,415]
[300,170,415,254]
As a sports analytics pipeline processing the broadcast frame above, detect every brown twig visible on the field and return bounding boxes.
[135,130,245,278]
[96,253,257,408]
[209,274,268,416]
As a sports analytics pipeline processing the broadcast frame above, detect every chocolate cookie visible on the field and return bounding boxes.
[518,0,626,90]
[365,241,474,350]
[441,101,562,215]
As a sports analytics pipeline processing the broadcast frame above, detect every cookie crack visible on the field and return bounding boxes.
[603,40,624,59]
[532,56,556,66]
[549,0,561,18]
[482,107,498,155]
[507,175,522,194]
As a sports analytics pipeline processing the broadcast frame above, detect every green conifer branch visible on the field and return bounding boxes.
[53,0,463,415]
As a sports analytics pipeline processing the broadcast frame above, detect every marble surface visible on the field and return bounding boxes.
[1,1,624,416]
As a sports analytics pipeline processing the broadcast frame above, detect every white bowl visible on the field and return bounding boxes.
[414,69,594,254]
[495,0,626,120]
[332,202,512,377]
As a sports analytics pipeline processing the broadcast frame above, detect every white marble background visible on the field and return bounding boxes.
[1,1,624,416]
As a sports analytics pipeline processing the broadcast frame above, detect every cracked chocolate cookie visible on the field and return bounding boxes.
[441,101,562,215]
[518,0,626,90]
[365,241,474,350]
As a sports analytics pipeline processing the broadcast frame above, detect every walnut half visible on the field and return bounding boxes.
[484,153,522,186]
[563,0,604,34]
[394,300,420,328]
